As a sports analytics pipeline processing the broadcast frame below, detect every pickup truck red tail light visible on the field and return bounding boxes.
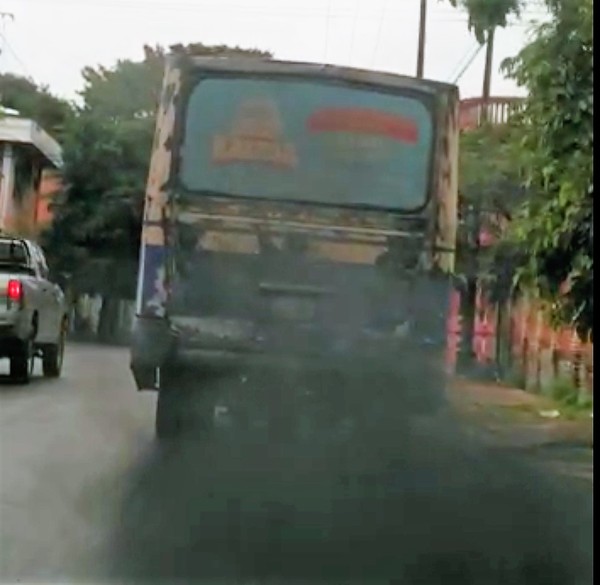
[7,279,23,305]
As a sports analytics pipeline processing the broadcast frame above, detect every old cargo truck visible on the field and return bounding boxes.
[130,56,459,439]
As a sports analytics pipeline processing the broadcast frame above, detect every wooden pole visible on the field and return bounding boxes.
[416,0,427,78]
[481,27,496,123]
[456,199,483,374]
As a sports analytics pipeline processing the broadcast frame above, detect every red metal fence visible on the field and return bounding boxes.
[446,289,593,397]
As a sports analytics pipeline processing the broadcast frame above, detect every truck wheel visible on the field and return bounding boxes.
[9,340,34,384]
[42,327,66,378]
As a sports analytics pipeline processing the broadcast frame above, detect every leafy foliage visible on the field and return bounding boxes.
[459,123,526,215]
[79,44,271,121]
[447,0,523,42]
[0,73,72,135]
[43,113,151,299]
[79,46,165,122]
[502,0,593,338]
[456,124,528,301]
[44,42,270,302]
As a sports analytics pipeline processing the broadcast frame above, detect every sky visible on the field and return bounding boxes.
[0,0,548,102]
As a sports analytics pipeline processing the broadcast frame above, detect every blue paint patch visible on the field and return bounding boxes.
[140,244,168,317]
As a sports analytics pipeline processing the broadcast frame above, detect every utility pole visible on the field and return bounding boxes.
[416,0,427,78]
[481,27,495,123]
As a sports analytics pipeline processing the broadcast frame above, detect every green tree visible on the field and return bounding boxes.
[458,123,528,299]
[78,43,270,121]
[44,43,270,341]
[456,123,531,374]
[502,0,593,338]
[459,124,526,219]
[447,0,524,42]
[45,115,150,293]
[0,73,72,134]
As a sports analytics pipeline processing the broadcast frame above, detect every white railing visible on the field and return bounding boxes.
[459,97,525,130]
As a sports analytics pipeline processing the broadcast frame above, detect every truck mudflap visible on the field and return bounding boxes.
[130,316,178,390]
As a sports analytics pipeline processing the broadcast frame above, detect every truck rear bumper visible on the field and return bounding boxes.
[0,325,28,357]
[130,316,446,398]
[0,309,28,343]
[0,324,17,336]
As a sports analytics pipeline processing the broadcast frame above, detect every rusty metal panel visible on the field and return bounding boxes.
[136,63,182,316]
[433,89,459,274]
[175,55,454,97]
[143,65,182,238]
[196,228,387,265]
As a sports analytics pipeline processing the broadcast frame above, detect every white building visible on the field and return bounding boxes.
[0,112,63,233]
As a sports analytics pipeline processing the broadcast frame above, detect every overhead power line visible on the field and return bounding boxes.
[348,0,360,64]
[0,31,32,78]
[323,0,332,62]
[0,11,14,60]
[17,0,549,19]
[0,12,32,80]
[447,41,479,82]
[370,0,390,67]
[451,42,484,84]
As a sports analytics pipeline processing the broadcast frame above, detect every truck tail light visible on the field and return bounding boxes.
[7,279,23,305]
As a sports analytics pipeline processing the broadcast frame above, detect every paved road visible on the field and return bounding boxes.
[0,343,155,582]
[0,343,593,584]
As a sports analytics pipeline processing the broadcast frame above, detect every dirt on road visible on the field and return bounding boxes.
[449,377,593,449]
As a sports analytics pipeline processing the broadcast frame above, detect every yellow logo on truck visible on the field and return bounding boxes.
[212,98,298,169]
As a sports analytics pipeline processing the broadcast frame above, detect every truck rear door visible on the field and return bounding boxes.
[167,70,439,354]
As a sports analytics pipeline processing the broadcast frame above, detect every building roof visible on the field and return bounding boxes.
[0,116,63,168]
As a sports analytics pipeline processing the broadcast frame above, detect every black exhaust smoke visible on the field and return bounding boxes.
[113,236,592,584]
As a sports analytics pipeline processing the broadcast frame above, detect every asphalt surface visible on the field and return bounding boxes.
[0,343,593,584]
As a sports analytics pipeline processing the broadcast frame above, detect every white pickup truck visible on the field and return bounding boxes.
[0,237,68,383]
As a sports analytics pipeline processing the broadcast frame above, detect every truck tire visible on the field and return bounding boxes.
[9,340,34,384]
[42,327,66,378]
